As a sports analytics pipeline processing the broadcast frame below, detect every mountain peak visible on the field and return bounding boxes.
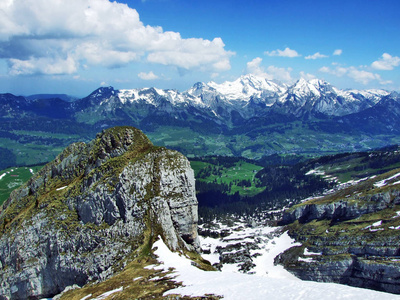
[201,74,287,102]
[290,78,322,97]
[87,86,117,101]
[0,126,199,299]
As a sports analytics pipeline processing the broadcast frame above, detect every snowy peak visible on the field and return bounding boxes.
[117,87,201,107]
[205,74,287,101]
[288,78,334,99]
[77,75,394,120]
[88,86,116,99]
[185,74,287,105]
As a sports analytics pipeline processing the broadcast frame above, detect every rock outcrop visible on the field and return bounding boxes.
[0,126,199,300]
[278,171,400,294]
[281,190,400,225]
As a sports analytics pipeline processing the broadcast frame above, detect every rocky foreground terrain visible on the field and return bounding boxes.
[278,170,400,294]
[0,126,400,299]
[0,126,200,299]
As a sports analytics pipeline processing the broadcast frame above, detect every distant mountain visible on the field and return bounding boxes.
[26,93,78,102]
[0,93,30,118]
[0,75,393,125]
[0,75,399,165]
[68,75,390,125]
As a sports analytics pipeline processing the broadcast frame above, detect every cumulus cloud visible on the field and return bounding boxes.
[0,0,233,75]
[246,57,293,82]
[333,49,343,56]
[138,71,159,80]
[319,66,348,77]
[305,52,328,60]
[319,65,382,85]
[246,57,271,79]
[8,56,79,75]
[299,71,316,80]
[264,47,300,58]
[371,53,400,70]
[347,68,381,85]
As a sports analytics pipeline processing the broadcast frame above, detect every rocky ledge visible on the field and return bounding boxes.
[0,126,199,300]
[278,170,400,294]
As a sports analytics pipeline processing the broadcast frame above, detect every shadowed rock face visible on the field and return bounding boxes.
[0,126,199,300]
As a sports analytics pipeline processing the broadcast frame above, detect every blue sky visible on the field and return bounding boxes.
[0,0,399,96]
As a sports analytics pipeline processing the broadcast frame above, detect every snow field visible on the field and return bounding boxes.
[152,225,400,300]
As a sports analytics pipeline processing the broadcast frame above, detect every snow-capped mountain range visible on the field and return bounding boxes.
[1,74,398,136]
[79,74,392,122]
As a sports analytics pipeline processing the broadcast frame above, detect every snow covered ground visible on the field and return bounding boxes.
[152,223,400,300]
[374,172,400,188]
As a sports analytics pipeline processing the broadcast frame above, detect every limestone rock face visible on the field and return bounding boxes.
[281,190,400,225]
[0,126,199,300]
[279,180,400,294]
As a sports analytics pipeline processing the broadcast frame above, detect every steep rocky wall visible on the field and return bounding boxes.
[0,126,199,300]
[278,177,400,294]
[281,190,400,225]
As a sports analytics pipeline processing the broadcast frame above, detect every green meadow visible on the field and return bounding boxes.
[0,165,44,205]
[190,158,265,197]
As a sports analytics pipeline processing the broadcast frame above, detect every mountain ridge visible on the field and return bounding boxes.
[2,75,393,120]
[0,75,400,166]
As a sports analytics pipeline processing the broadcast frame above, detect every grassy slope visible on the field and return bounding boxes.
[148,125,400,160]
[59,244,218,300]
[0,165,44,205]
[190,159,265,197]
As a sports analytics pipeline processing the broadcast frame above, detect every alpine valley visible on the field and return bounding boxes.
[1,74,400,168]
[1,76,400,299]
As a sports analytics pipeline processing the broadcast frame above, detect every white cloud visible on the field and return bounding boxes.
[246,57,272,79]
[371,53,400,70]
[347,68,381,85]
[246,57,292,82]
[147,37,233,71]
[138,71,159,80]
[305,52,328,60]
[299,71,316,80]
[319,65,381,85]
[379,80,393,85]
[0,0,233,75]
[264,47,300,58]
[9,56,78,75]
[319,66,347,77]
[333,49,342,56]
[266,65,293,82]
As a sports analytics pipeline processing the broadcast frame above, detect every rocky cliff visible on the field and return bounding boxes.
[278,170,400,294]
[0,126,199,300]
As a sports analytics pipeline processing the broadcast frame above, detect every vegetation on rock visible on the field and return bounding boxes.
[0,126,201,300]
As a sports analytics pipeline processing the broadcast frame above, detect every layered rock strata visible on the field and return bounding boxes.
[0,126,199,300]
[278,174,400,294]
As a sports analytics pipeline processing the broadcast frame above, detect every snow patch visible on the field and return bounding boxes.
[372,220,382,227]
[304,248,322,256]
[89,287,123,300]
[153,237,398,300]
[364,220,382,230]
[374,172,400,188]
[306,169,325,176]
[298,257,314,263]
